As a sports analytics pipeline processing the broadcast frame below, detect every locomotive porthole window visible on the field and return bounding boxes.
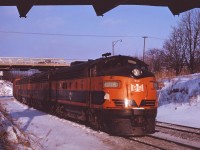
[62,82,68,89]
[66,83,68,89]
[62,83,65,89]
[69,82,71,89]
[81,80,84,89]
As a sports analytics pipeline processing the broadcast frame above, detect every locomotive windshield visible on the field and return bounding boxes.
[127,59,148,70]
[100,56,148,68]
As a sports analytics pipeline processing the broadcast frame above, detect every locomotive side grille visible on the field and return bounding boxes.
[140,100,155,106]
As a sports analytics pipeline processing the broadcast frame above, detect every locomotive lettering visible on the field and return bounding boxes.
[131,84,144,92]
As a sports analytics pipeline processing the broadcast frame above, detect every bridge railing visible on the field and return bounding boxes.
[0,57,69,66]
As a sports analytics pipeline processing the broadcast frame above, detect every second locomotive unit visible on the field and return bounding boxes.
[13,54,158,135]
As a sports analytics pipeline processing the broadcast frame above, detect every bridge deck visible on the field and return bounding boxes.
[0,57,69,71]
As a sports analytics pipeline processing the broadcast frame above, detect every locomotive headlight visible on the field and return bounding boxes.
[132,68,142,77]
[124,98,132,108]
[104,81,119,88]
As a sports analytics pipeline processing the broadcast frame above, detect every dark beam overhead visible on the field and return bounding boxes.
[0,0,200,17]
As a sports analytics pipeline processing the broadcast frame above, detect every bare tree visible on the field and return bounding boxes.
[163,27,185,75]
[145,48,165,73]
[162,10,200,75]
[180,10,200,73]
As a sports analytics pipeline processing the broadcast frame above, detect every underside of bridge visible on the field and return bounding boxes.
[0,0,200,17]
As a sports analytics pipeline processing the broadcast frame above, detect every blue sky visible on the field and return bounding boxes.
[0,5,181,61]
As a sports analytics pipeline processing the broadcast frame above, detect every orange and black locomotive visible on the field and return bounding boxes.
[13,54,157,135]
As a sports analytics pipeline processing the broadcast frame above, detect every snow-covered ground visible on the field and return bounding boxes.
[0,97,114,150]
[0,73,200,149]
[0,80,12,96]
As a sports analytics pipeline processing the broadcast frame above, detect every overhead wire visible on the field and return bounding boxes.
[0,30,166,40]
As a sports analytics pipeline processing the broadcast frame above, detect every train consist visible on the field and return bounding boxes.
[13,54,158,135]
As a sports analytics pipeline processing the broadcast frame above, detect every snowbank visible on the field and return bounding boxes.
[0,80,13,96]
[0,104,32,149]
[158,73,200,106]
[157,73,200,128]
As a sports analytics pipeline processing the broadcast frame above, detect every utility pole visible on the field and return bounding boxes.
[142,36,148,61]
[112,39,122,56]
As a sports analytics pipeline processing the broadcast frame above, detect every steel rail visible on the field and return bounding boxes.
[156,121,200,136]
[123,132,200,150]
[147,133,200,150]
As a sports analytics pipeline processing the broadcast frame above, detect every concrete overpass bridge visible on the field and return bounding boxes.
[0,57,69,71]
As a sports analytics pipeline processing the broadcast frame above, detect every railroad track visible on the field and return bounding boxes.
[122,121,200,150]
[127,134,200,150]
[156,121,200,135]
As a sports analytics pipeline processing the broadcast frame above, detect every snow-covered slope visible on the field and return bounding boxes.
[0,80,13,96]
[158,73,200,106]
[157,73,200,128]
